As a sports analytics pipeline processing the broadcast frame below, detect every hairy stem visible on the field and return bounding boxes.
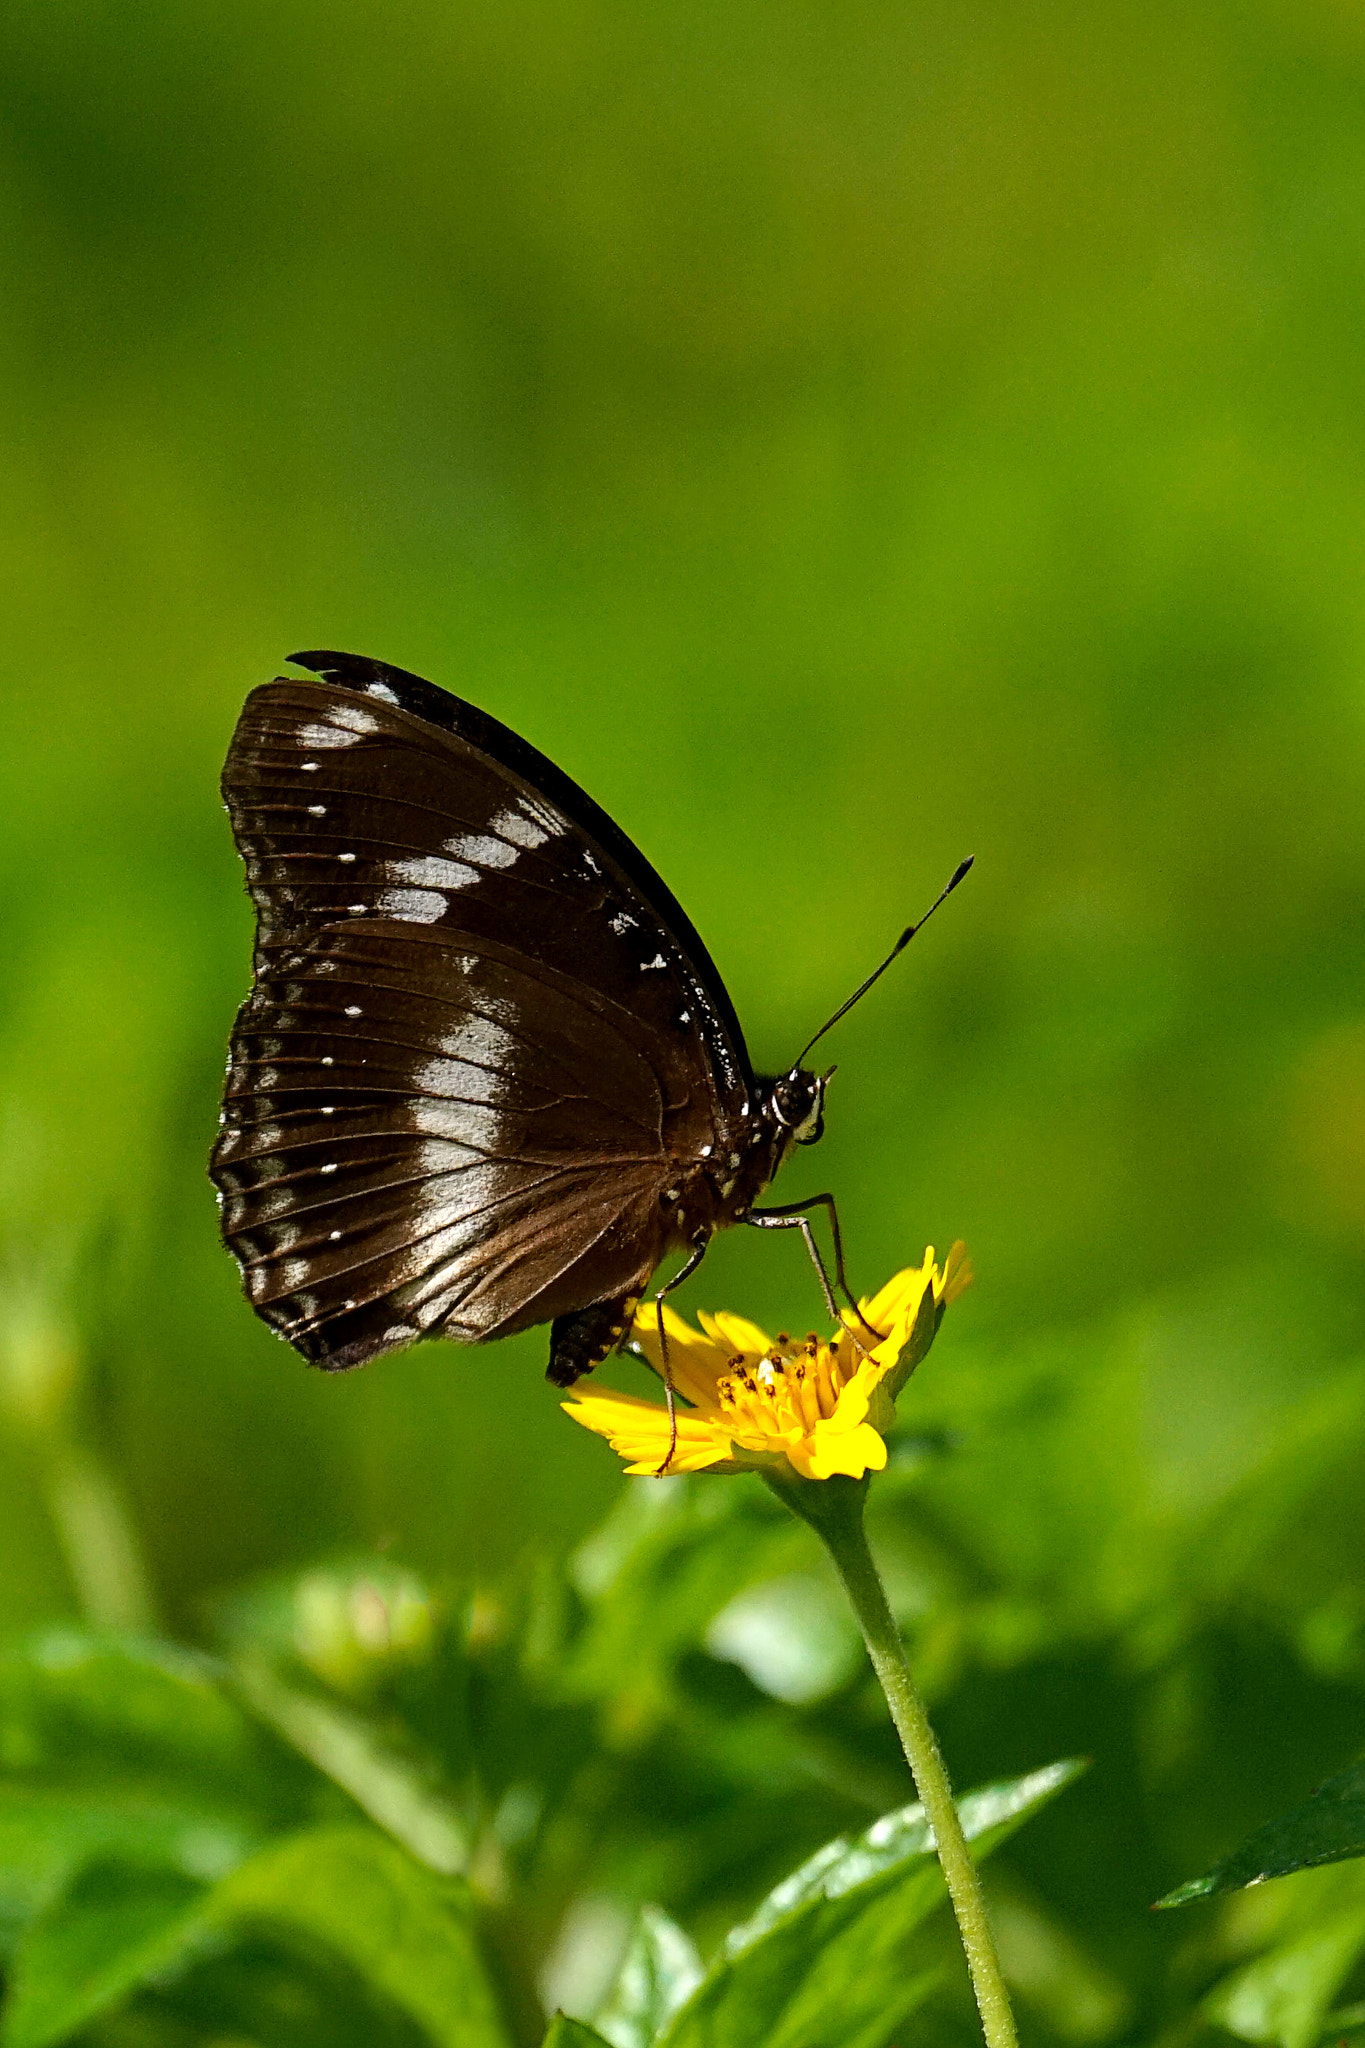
[768,1472,1018,2048]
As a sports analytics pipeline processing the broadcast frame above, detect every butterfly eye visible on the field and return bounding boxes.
[772,1070,826,1145]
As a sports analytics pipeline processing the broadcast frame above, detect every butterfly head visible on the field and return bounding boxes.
[769,1065,832,1149]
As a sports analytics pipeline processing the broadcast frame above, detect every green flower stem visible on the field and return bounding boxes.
[766,1470,1018,2048]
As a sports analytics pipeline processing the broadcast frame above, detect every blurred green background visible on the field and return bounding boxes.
[5,0,1365,2025]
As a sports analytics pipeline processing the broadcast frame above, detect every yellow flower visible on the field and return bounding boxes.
[562,1245,970,1482]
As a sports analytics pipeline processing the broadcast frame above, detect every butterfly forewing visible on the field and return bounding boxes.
[211,655,755,1369]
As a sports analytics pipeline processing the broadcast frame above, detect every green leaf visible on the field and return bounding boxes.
[0,1861,207,2048]
[0,1631,259,1794]
[659,1760,1084,2048]
[1157,1762,1365,1907]
[233,1655,468,1874]
[0,1785,258,1960]
[2,1825,511,2048]
[593,1905,703,2048]
[0,1629,310,1832]
[543,2020,615,2048]
[1203,1903,1365,2048]
[202,1826,511,2048]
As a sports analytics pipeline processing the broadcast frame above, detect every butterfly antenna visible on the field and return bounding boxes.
[794,856,974,1067]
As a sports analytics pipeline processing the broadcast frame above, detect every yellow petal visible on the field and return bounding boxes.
[563,1391,738,1474]
[622,1441,734,1475]
[939,1241,973,1304]
[628,1303,731,1405]
[826,1361,884,1433]
[698,1309,773,1359]
[858,1256,933,1336]
[795,1422,889,1480]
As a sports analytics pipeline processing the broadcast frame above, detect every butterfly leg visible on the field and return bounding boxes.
[650,1234,710,1476]
[745,1194,880,1348]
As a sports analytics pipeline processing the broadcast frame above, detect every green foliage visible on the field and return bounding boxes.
[1161,1762,1365,1907]
[542,2022,614,2048]
[0,1583,1070,2047]
[7,2,1365,2044]
[656,1764,1081,2048]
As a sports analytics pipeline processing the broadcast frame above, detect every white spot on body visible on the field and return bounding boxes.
[321,1056,334,1067]
[330,1230,342,1241]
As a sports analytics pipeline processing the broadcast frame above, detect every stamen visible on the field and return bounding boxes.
[792,1364,822,1431]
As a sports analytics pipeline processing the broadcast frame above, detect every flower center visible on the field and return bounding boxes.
[713,1334,853,1439]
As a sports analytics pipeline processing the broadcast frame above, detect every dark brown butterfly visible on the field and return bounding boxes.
[210,651,968,1388]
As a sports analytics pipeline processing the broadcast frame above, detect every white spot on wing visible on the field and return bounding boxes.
[394,855,478,889]
[489,804,552,850]
[308,804,326,817]
[376,888,446,922]
[609,912,637,935]
[298,709,379,745]
[321,1162,338,1175]
[641,953,667,971]
[443,834,517,871]
[345,1005,362,1017]
[338,852,356,863]
[365,681,400,705]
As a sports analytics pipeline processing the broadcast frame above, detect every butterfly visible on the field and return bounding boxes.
[210,651,968,1389]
